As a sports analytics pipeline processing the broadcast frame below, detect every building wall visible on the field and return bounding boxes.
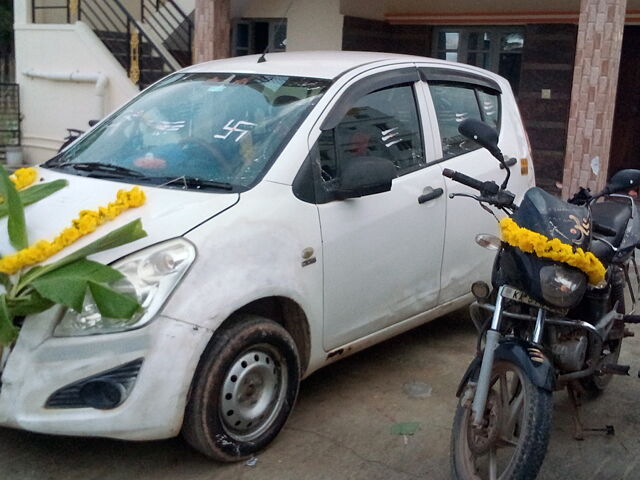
[238,0,344,51]
[518,24,578,192]
[14,22,139,164]
[342,16,431,55]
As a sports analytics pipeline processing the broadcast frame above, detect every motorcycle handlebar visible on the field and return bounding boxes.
[442,168,514,208]
[442,168,499,194]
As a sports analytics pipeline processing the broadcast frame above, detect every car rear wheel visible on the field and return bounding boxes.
[182,314,300,461]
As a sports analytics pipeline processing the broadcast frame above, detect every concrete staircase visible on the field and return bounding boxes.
[70,0,193,90]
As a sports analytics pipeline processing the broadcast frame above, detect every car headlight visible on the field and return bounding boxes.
[54,238,196,336]
[539,264,587,308]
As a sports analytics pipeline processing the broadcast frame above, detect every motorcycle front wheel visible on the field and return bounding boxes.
[451,360,553,480]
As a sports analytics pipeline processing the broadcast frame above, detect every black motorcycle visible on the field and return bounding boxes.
[445,119,640,480]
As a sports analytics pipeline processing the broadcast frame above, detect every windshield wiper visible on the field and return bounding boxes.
[54,162,145,178]
[153,175,234,191]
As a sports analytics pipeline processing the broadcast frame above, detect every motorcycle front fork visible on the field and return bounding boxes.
[471,285,547,426]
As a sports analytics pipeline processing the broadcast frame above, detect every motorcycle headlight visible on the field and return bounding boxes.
[54,238,196,336]
[539,264,587,308]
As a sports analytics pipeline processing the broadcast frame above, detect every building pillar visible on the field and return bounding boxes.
[562,0,626,198]
[193,0,231,64]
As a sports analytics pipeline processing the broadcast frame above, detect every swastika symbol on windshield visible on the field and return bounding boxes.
[214,120,257,142]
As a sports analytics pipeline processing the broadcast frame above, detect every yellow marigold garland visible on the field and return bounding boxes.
[0,187,146,275]
[499,217,606,285]
[10,168,38,190]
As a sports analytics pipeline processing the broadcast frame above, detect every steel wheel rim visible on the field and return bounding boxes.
[457,362,528,480]
[219,344,288,442]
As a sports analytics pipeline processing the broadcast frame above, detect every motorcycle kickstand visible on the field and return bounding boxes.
[566,384,615,440]
[567,384,585,441]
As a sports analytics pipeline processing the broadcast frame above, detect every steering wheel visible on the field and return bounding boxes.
[177,137,236,177]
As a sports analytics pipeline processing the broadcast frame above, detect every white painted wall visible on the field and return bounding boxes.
[13,21,139,165]
[234,0,344,51]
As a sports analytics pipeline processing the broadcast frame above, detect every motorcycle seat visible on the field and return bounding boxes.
[590,198,633,264]
[591,198,632,247]
[590,237,615,264]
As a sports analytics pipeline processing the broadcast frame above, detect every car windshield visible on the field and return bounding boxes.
[44,73,332,191]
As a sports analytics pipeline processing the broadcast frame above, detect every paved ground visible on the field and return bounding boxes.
[1,310,639,479]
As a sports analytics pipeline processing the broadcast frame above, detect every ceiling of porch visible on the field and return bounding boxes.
[340,0,640,23]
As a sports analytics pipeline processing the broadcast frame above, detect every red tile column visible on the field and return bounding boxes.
[562,0,626,198]
[193,0,231,63]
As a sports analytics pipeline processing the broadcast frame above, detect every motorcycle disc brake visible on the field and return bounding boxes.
[466,389,501,455]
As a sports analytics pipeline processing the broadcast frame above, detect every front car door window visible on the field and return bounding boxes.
[318,83,426,187]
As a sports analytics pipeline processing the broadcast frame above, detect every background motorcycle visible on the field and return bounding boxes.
[445,119,640,480]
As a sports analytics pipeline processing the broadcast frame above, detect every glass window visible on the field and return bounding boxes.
[433,27,524,95]
[477,89,500,129]
[436,31,460,63]
[233,19,287,57]
[429,84,484,160]
[44,73,331,191]
[318,84,425,182]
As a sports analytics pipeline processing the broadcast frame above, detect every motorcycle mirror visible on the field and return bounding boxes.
[458,118,510,189]
[604,169,640,195]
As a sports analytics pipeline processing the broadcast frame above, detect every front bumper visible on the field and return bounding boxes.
[0,311,211,440]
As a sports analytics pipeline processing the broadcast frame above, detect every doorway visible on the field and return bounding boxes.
[610,26,640,175]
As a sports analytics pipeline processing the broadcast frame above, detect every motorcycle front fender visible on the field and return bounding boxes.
[456,337,555,397]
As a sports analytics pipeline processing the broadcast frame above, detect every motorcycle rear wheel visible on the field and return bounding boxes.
[451,360,552,480]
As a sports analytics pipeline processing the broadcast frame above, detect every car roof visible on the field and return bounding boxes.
[181,51,465,80]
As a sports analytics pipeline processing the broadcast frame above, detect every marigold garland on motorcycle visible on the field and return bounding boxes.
[446,118,640,480]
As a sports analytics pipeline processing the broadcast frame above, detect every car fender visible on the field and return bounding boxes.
[161,181,324,361]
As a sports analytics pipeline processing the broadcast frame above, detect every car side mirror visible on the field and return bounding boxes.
[604,169,640,195]
[458,118,503,161]
[332,157,397,199]
[458,118,510,189]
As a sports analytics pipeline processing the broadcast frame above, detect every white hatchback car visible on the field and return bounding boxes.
[0,51,534,461]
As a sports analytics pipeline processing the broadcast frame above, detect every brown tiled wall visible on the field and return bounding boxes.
[562,0,627,198]
[342,17,432,56]
[518,24,578,193]
[194,0,230,63]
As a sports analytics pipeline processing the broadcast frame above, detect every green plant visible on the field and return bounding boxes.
[0,165,147,345]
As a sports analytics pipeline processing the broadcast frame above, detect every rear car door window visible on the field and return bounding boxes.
[428,83,501,160]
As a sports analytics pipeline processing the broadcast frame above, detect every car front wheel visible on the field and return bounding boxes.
[182,314,301,461]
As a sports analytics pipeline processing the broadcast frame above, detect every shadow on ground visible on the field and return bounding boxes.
[1,311,639,479]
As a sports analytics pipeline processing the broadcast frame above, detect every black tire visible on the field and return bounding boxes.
[182,314,300,462]
[451,360,553,480]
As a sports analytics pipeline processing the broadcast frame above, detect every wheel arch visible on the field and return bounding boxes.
[220,296,311,375]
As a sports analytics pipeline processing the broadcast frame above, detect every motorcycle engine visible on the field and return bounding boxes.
[551,330,588,372]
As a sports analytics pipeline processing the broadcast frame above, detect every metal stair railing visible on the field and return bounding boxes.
[140,0,193,68]
[31,0,193,89]
[80,0,178,88]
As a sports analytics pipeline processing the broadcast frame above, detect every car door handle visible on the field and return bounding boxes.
[500,157,518,169]
[418,187,444,204]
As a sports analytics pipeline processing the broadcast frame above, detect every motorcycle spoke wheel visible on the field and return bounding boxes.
[451,361,552,480]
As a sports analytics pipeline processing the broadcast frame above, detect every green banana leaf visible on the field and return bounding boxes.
[0,179,68,219]
[6,290,54,317]
[0,165,27,250]
[0,294,19,346]
[31,259,125,313]
[18,219,147,290]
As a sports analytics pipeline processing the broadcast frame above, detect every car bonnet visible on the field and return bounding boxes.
[0,169,239,266]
